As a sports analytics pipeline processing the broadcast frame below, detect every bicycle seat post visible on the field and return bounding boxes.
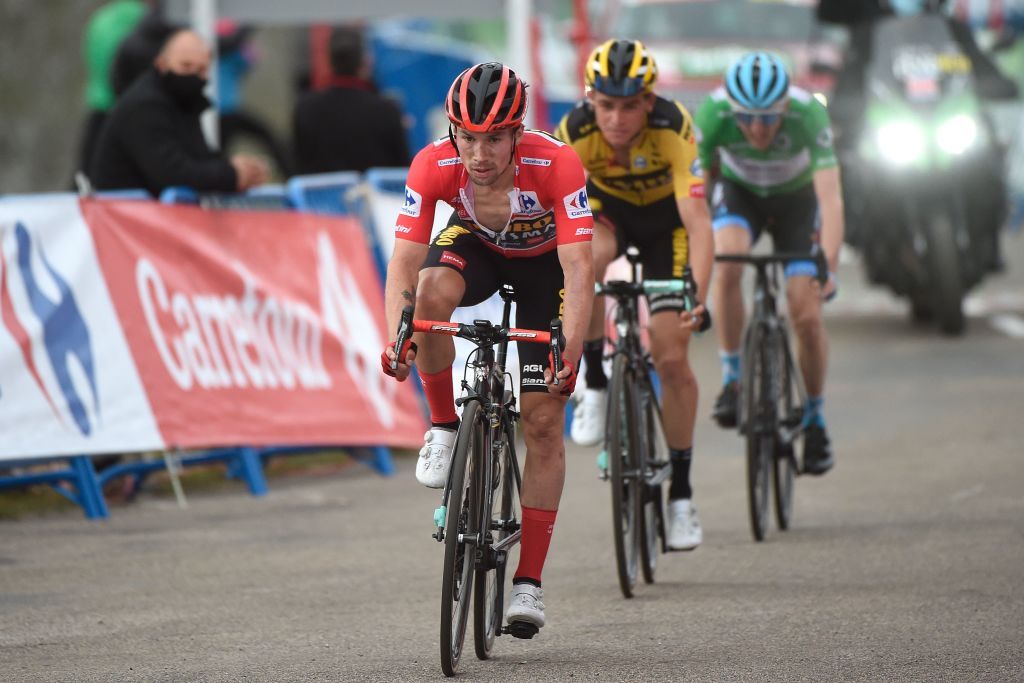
[625,246,641,283]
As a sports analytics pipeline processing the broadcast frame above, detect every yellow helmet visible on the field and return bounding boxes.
[585,39,658,97]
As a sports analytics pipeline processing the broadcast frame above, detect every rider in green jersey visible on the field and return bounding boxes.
[695,52,844,475]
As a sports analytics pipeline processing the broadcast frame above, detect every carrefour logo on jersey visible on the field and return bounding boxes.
[563,188,592,219]
[401,186,422,218]
[690,158,703,178]
[517,191,544,216]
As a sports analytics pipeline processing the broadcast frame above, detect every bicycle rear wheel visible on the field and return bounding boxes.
[742,323,775,542]
[608,354,642,597]
[639,378,667,584]
[440,402,482,677]
[474,414,519,660]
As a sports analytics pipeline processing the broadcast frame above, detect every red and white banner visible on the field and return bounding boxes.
[0,196,426,461]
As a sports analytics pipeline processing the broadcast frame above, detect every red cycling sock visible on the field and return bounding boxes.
[513,505,558,585]
[420,366,458,425]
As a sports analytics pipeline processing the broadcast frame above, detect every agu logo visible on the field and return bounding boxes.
[1,222,99,435]
[400,186,422,218]
[563,188,591,219]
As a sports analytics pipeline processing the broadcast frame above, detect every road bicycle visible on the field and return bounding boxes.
[392,286,563,677]
[595,248,701,598]
[714,250,827,542]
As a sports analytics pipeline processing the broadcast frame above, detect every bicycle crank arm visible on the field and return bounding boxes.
[490,530,522,554]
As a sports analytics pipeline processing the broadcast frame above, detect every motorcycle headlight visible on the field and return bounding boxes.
[876,121,926,165]
[936,114,978,155]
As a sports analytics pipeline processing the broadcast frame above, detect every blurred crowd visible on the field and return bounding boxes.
[77,0,410,198]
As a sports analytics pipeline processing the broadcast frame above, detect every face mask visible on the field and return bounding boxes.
[159,71,209,111]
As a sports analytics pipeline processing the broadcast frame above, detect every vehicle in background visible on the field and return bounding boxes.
[843,12,1007,335]
[595,0,847,112]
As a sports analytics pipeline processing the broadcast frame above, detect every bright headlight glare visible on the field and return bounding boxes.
[876,121,926,164]
[936,114,978,155]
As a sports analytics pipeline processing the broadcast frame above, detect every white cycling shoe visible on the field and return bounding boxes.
[666,499,703,551]
[415,427,457,488]
[571,388,607,447]
[505,583,545,630]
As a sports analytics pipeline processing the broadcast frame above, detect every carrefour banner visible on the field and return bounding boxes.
[0,196,426,461]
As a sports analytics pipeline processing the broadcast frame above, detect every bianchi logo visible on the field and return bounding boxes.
[400,186,422,217]
[563,188,592,219]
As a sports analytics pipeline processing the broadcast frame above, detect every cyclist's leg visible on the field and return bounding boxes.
[771,187,829,413]
[414,218,501,487]
[710,180,759,426]
[771,188,834,473]
[632,203,703,549]
[503,253,568,625]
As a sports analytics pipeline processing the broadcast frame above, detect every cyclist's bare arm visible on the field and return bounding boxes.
[383,238,429,377]
[813,166,844,274]
[676,195,715,303]
[555,240,594,367]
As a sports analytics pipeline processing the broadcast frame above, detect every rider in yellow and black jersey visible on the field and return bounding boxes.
[555,94,704,208]
[554,39,714,553]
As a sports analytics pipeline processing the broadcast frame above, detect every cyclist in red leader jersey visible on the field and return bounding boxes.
[380,62,595,633]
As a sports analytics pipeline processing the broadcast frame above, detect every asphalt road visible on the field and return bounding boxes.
[2,235,1023,682]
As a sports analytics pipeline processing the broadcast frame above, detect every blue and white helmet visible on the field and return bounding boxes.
[725,52,790,110]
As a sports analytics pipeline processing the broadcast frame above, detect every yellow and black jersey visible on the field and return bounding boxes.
[554,96,705,207]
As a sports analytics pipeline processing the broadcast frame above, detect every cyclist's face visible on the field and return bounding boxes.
[455,126,522,187]
[735,105,787,150]
[589,91,654,149]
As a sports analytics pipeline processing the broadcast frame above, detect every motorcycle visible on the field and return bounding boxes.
[840,13,1007,335]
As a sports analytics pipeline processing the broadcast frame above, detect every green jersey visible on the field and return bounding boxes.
[694,86,837,197]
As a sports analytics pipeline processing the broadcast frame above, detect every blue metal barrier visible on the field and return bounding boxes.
[0,456,109,520]
[94,189,151,200]
[286,172,361,215]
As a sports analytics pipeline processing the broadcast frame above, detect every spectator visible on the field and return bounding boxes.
[292,26,410,174]
[75,0,147,180]
[90,29,268,197]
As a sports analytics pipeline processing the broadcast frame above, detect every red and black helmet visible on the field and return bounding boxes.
[445,62,528,132]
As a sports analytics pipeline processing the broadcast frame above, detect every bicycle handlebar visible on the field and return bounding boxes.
[410,319,553,345]
[715,249,830,286]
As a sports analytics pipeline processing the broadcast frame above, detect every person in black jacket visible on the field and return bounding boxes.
[90,29,268,197]
[292,26,410,174]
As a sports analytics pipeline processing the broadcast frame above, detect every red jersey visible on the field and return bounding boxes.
[394,130,594,258]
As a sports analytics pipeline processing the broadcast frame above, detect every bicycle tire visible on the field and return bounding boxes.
[440,402,481,677]
[773,329,796,531]
[608,354,642,597]
[639,377,666,584]
[742,323,774,542]
[473,416,518,660]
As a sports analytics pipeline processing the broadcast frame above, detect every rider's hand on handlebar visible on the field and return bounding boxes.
[381,339,418,381]
[544,354,578,397]
[680,302,712,333]
[814,272,838,302]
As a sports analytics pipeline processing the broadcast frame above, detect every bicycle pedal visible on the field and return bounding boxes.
[504,621,540,639]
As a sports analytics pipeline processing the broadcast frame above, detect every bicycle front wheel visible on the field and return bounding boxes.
[742,324,775,542]
[440,402,481,677]
[474,412,519,660]
[773,328,796,531]
[608,354,642,597]
[639,378,667,584]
